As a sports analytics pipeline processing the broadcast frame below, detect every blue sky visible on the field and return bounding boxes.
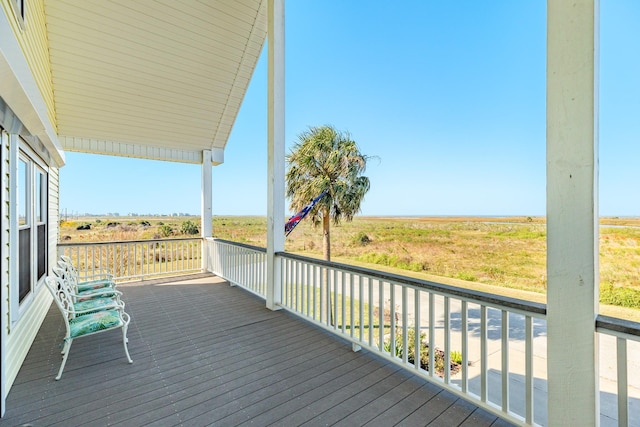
[60,1,640,217]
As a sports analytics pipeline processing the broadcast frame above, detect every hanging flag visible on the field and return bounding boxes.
[285,190,328,236]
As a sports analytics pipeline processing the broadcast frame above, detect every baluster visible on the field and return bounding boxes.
[402,286,408,364]
[341,270,346,333]
[378,280,384,351]
[428,293,435,378]
[350,274,355,338]
[481,305,488,402]
[617,337,628,427]
[414,289,421,371]
[389,283,396,357]
[501,310,510,412]
[444,296,451,384]
[461,300,468,393]
[359,276,365,343]
[525,315,534,425]
[368,278,374,346]
[333,269,338,329]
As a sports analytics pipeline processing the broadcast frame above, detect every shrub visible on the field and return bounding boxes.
[180,220,199,235]
[455,271,478,282]
[600,283,640,309]
[384,328,461,377]
[352,232,372,246]
[158,224,173,237]
[356,252,426,273]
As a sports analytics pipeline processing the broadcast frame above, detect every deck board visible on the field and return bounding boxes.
[0,274,514,427]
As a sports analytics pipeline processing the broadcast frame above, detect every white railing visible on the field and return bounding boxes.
[596,316,640,427]
[205,238,267,298]
[277,252,547,426]
[202,239,640,426]
[58,238,202,282]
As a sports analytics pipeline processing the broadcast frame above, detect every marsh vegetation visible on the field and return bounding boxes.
[60,215,640,314]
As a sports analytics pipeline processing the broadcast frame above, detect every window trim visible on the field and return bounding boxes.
[8,0,26,31]
[35,166,47,283]
[12,140,49,321]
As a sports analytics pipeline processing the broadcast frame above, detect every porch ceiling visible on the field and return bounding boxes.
[44,0,267,165]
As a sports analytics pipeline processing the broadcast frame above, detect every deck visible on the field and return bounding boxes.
[1,274,514,426]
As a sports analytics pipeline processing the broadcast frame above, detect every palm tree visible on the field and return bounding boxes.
[286,125,371,261]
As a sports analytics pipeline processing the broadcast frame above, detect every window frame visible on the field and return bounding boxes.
[12,141,49,321]
[17,154,31,307]
[35,167,47,282]
[8,0,26,30]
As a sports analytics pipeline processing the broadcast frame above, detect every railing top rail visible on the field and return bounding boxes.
[58,237,202,247]
[211,238,267,253]
[596,314,640,340]
[277,251,547,317]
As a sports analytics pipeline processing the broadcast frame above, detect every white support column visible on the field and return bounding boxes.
[201,150,212,271]
[266,0,285,311]
[547,1,599,425]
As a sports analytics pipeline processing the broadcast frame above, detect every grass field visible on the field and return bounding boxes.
[60,215,640,318]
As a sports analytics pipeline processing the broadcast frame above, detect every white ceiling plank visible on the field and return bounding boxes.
[44,0,267,159]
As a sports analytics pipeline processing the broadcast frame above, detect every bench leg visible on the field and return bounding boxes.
[61,339,70,355]
[122,325,133,364]
[56,339,73,380]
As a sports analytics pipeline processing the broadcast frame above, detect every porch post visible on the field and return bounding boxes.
[201,150,212,271]
[266,0,285,310]
[547,1,599,425]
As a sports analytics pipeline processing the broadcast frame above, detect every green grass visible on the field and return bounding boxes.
[600,283,640,308]
[283,283,392,345]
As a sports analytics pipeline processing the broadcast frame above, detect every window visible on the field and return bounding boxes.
[16,145,48,313]
[16,0,24,19]
[36,169,47,281]
[18,157,30,302]
[10,0,25,29]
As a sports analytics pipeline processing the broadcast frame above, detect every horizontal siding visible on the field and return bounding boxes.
[3,140,58,397]
[1,131,9,405]
[25,0,55,129]
[2,0,57,131]
[49,166,59,257]
[5,285,52,391]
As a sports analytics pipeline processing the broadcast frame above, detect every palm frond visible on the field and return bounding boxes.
[286,125,372,233]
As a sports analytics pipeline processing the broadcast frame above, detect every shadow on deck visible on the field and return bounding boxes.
[1,274,514,426]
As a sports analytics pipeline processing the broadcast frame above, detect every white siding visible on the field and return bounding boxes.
[0,136,58,399]
[5,286,51,389]
[3,146,56,394]
[0,130,8,410]
[0,4,64,166]
[49,166,60,253]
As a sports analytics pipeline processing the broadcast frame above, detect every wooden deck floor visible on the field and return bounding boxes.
[1,274,514,427]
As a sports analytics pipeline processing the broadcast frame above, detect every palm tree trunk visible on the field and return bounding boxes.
[322,210,330,261]
[322,210,334,325]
